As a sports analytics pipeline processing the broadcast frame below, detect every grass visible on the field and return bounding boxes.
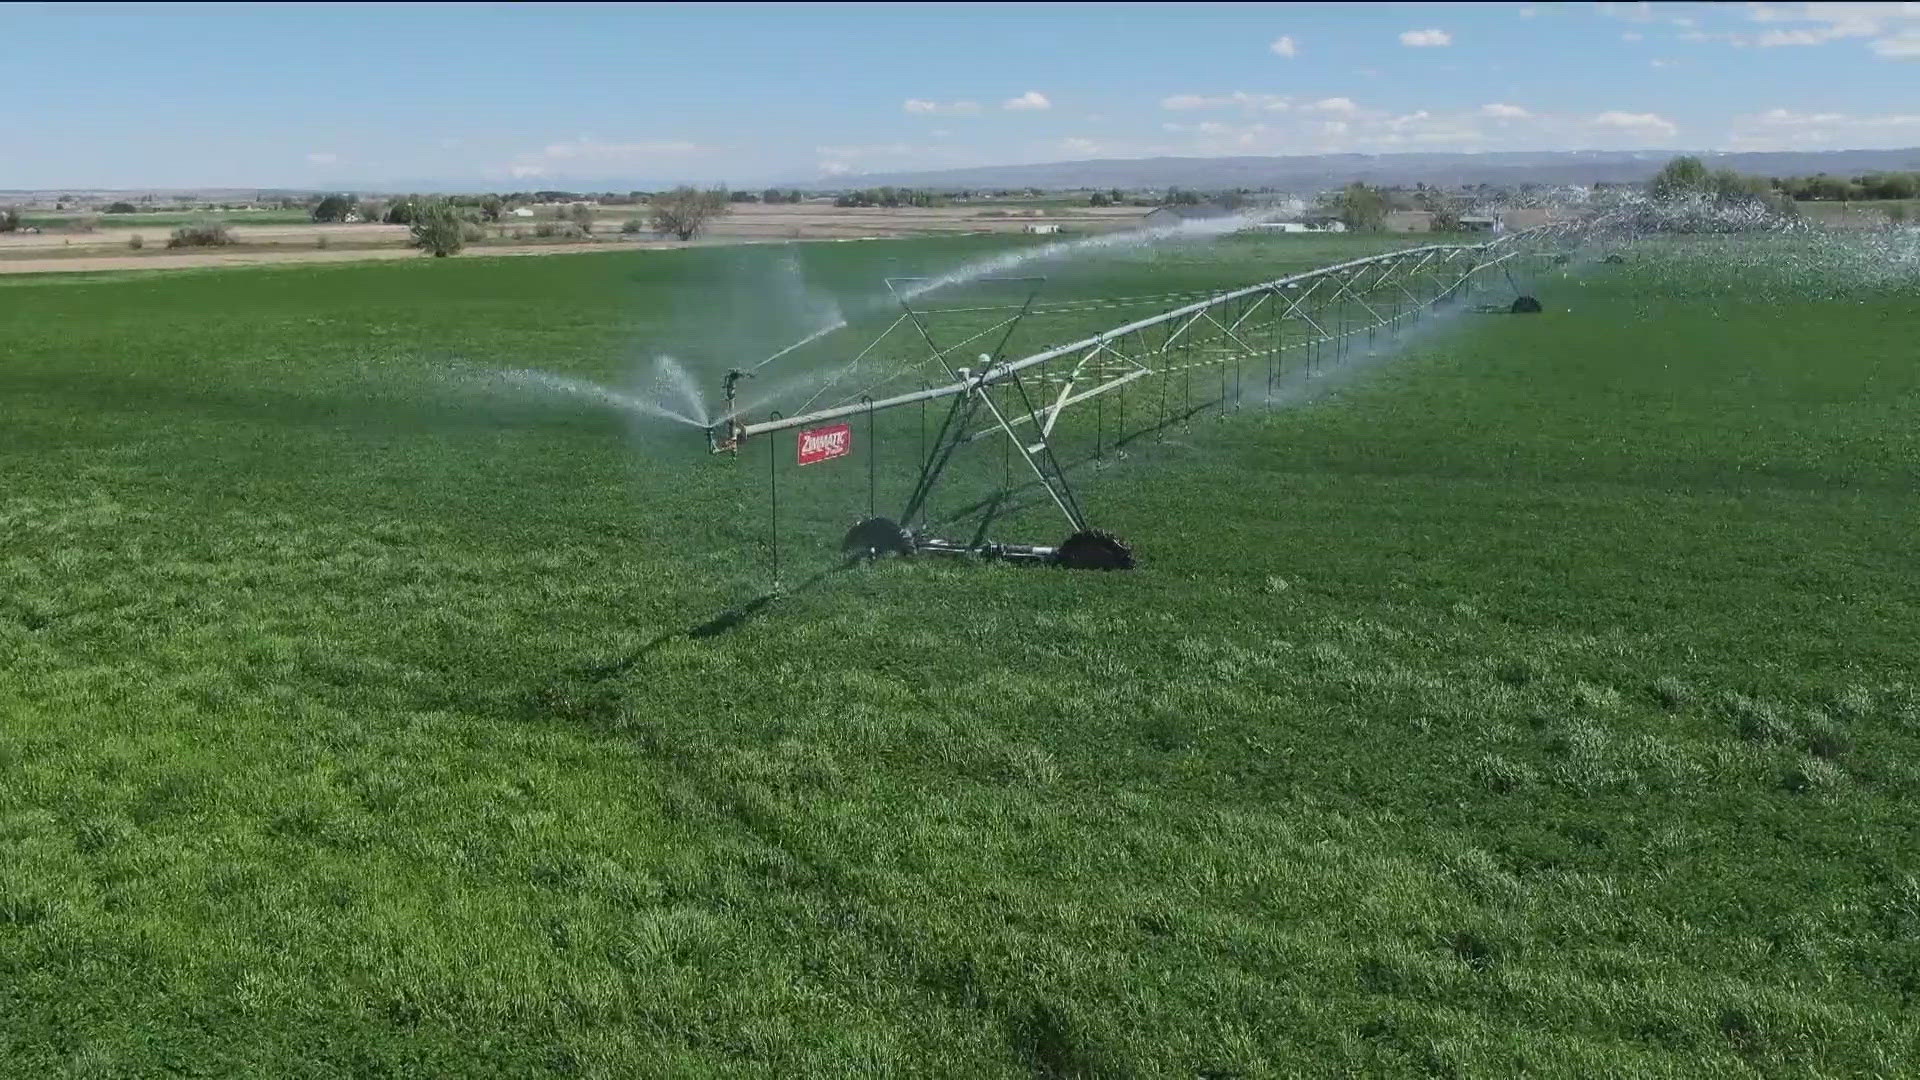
[1794,199,1919,227]
[2,231,1917,1075]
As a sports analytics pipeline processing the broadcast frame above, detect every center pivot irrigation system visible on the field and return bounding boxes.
[708,222,1590,574]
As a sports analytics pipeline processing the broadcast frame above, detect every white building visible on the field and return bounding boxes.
[1245,219,1344,233]
[1023,223,1061,234]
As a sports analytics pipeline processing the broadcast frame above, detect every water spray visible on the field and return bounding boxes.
[711,220,1595,571]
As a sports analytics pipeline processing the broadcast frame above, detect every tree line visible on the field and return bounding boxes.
[1647,156,1798,216]
[1768,172,1919,202]
[832,187,938,208]
[291,186,736,253]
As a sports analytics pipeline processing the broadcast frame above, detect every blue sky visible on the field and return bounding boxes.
[5,2,1918,189]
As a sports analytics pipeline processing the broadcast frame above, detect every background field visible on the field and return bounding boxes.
[20,210,317,229]
[1794,199,1919,228]
[2,232,1917,1076]
[0,203,1153,275]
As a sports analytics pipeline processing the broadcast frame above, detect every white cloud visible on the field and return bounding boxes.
[306,152,337,165]
[1270,34,1298,57]
[1727,106,1920,149]
[1651,57,1678,67]
[815,142,919,160]
[1519,5,1537,16]
[1600,2,1711,30]
[1003,91,1052,111]
[503,137,702,179]
[1756,28,1831,45]
[903,98,982,115]
[1149,100,1708,158]
[1399,28,1452,47]
[1060,136,1102,156]
[1749,3,1885,34]
[1598,2,1656,22]
[1622,30,1644,41]
[1173,110,1468,154]
[538,138,700,161]
[1710,2,1920,56]
[1871,29,1920,55]
[810,141,977,176]
[1590,110,1678,138]
[1160,91,1291,112]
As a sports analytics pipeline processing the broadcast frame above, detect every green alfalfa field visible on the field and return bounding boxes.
[2,231,1917,1076]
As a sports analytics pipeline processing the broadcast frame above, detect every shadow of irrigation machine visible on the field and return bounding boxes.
[708,223,1586,574]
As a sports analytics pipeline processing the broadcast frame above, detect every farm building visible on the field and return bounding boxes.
[1022,223,1061,235]
[1384,210,1434,233]
[1246,220,1344,234]
[1142,203,1235,229]
[1500,207,1553,231]
[1459,215,1498,232]
[509,207,536,219]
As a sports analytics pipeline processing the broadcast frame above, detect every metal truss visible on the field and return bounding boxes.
[716,223,1585,562]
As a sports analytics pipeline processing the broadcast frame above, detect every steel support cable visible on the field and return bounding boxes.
[817,311,1029,413]
[790,313,910,414]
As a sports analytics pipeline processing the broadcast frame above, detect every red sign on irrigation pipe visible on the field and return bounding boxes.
[797,422,852,466]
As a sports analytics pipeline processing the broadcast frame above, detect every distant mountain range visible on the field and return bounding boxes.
[781,148,1920,193]
[10,147,1919,200]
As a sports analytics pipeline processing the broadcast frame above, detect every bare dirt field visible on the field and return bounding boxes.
[0,241,691,276]
[669,201,1147,240]
[0,203,1149,275]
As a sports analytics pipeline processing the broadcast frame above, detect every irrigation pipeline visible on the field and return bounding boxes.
[724,223,1579,444]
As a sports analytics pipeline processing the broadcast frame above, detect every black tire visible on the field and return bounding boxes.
[1055,529,1135,571]
[841,517,912,558]
[1510,295,1543,314]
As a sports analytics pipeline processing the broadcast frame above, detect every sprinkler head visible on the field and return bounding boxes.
[706,416,748,455]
